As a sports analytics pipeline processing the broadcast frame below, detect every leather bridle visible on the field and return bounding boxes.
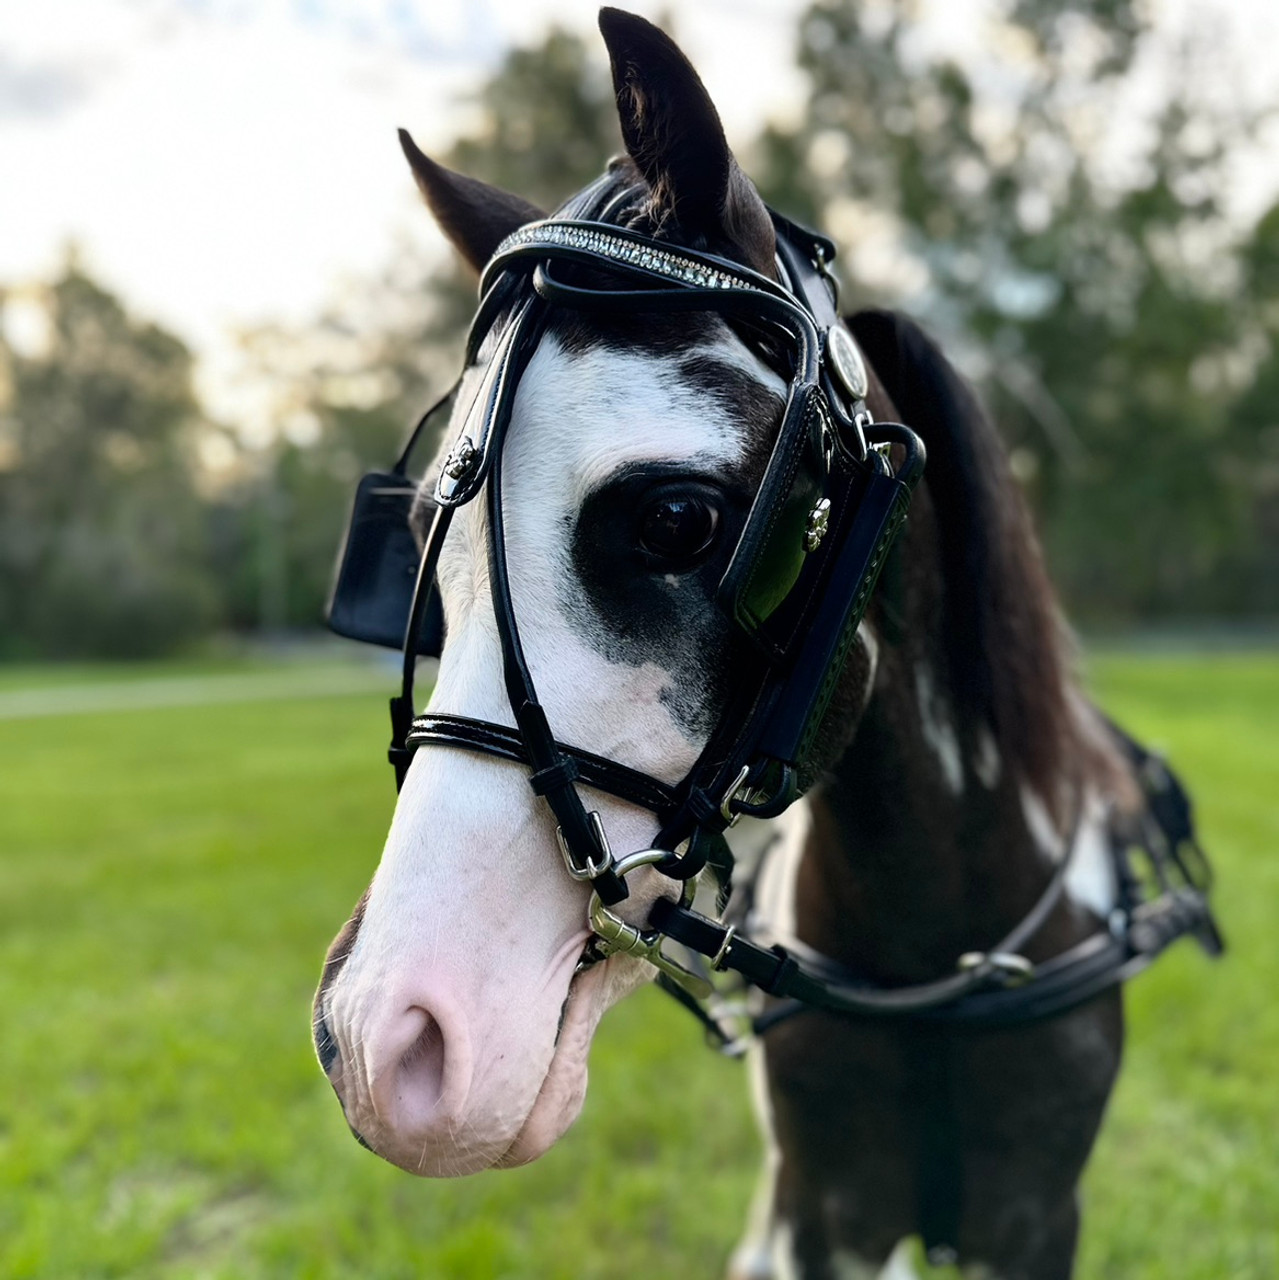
[328,181,1221,1049]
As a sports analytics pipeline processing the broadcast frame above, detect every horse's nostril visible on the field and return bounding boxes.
[314,1009,340,1074]
[397,1012,448,1115]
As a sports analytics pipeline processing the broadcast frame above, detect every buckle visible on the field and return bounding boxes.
[719,765,752,827]
[718,762,797,826]
[555,811,613,882]
[957,951,1036,986]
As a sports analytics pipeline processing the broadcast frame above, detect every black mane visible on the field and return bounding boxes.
[851,309,1081,805]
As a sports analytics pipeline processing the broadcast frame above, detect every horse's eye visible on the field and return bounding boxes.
[637,494,720,566]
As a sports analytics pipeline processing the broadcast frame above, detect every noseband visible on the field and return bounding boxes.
[328,180,1221,1047]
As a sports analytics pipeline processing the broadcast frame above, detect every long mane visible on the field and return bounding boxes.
[851,309,1082,805]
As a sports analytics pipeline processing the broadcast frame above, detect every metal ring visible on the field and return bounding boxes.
[612,847,673,879]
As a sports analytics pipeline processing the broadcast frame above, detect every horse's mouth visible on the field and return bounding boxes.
[494,952,607,1168]
[496,944,653,1169]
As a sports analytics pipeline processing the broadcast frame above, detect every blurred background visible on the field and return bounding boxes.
[3,0,1278,650]
[1,2,1276,1277]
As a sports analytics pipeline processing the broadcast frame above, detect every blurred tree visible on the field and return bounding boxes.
[0,259,218,658]
[31,9,1259,657]
[755,0,1276,622]
[214,26,624,637]
[208,317,414,633]
[1227,201,1279,613]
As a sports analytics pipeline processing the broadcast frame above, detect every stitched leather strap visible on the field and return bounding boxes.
[406,714,680,815]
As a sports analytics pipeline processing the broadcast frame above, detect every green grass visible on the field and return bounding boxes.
[1,653,1275,1277]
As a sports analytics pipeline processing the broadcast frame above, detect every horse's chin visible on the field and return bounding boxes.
[495,951,653,1168]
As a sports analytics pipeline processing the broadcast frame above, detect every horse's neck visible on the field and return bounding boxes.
[789,495,1089,984]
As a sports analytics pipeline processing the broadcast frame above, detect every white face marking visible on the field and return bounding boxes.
[914,664,964,796]
[323,322,788,1175]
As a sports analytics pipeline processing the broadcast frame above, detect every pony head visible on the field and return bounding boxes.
[313,8,881,1176]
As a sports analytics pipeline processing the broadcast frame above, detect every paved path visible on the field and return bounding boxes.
[0,666,399,721]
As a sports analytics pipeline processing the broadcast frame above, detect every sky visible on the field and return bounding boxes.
[0,0,808,411]
[2,0,1276,422]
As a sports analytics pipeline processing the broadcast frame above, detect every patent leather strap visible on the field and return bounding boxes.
[654,736,1223,1045]
[652,894,1214,1033]
[405,714,680,816]
[650,793,1086,1025]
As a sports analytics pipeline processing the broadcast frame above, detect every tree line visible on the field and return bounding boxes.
[1,1,1275,659]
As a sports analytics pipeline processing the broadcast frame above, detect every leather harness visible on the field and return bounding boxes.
[326,179,1222,1057]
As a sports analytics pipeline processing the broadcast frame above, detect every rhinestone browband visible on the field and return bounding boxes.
[491,220,768,294]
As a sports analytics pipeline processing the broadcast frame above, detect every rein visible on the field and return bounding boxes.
[330,186,1221,1051]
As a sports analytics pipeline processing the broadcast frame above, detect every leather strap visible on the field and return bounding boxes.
[406,714,679,815]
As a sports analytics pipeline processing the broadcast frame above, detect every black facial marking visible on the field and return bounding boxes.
[564,464,754,738]
[677,355,786,452]
[548,307,721,360]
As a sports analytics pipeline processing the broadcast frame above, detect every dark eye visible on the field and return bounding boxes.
[637,493,720,566]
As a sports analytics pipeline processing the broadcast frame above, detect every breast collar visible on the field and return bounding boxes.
[336,177,1220,1048]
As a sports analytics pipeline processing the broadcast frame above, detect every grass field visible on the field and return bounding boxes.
[1,652,1275,1278]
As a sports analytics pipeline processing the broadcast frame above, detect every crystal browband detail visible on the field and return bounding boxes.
[493,221,763,294]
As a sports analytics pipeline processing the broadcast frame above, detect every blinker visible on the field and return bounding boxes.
[326,471,445,655]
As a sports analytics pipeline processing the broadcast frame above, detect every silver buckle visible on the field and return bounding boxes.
[556,811,613,882]
[710,924,737,971]
[719,764,752,827]
[957,950,1035,986]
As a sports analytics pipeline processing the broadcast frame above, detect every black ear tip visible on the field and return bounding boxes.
[398,127,423,163]
[597,7,632,37]
[598,6,664,52]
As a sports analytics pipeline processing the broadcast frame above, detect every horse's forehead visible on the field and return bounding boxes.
[505,325,786,495]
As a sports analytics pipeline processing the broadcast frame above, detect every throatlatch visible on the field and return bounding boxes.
[326,182,1222,1047]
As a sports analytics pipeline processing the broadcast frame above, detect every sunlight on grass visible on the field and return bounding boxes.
[1,653,1274,1277]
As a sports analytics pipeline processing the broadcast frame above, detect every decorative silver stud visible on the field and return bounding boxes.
[826,325,869,402]
[442,435,477,480]
[436,435,479,502]
[804,498,832,552]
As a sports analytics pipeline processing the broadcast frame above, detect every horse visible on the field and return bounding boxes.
[313,11,1219,1277]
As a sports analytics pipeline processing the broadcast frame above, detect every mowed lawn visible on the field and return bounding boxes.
[1,653,1275,1279]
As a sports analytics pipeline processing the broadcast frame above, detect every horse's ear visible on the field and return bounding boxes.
[398,129,546,274]
[598,8,775,277]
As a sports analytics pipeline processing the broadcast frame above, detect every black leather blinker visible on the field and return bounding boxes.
[326,471,445,656]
